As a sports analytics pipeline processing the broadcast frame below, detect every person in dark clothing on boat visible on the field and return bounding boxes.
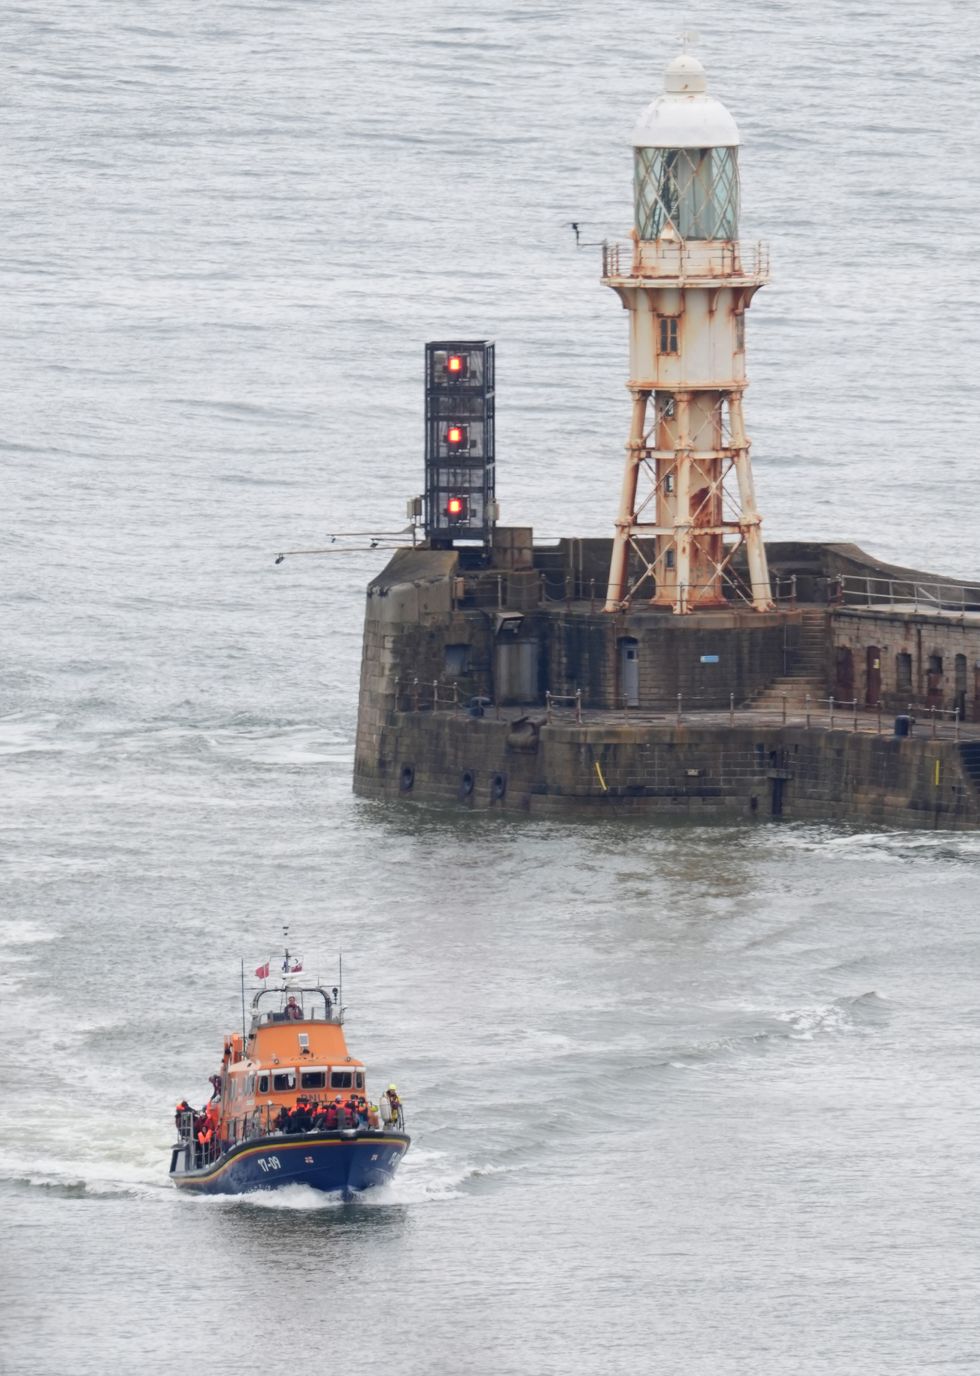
[284,996,303,1021]
[273,1106,291,1133]
[290,1098,312,1132]
[334,1097,349,1130]
[175,1100,193,1132]
[325,1100,339,1130]
[209,1074,222,1101]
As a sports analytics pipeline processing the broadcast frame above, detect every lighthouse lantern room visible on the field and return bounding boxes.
[603,52,773,614]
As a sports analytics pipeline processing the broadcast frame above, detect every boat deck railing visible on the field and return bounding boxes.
[174,1101,406,1172]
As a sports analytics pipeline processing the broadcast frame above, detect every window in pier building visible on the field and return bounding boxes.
[896,652,912,692]
[634,146,739,241]
[928,654,943,676]
[444,643,471,677]
[659,317,679,355]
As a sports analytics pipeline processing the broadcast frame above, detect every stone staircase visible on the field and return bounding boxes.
[750,609,829,710]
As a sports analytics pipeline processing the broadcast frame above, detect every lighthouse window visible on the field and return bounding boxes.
[634,146,739,241]
[664,549,676,570]
[659,317,679,355]
[663,474,674,494]
[272,1070,296,1092]
[734,312,745,351]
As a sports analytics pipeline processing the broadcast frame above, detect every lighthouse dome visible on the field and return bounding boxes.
[632,54,740,149]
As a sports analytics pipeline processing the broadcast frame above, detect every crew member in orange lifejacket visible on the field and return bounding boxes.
[196,1124,213,1165]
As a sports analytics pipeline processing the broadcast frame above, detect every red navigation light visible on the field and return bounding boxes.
[446,353,466,378]
[446,424,467,450]
[446,495,468,521]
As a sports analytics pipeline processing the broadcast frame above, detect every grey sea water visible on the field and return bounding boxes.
[2,3,979,1373]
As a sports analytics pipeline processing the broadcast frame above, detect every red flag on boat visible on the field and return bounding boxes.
[255,961,270,979]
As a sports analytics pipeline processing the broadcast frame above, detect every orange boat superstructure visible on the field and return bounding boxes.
[170,976,410,1196]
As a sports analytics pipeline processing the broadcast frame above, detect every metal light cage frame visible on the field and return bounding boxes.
[424,340,496,545]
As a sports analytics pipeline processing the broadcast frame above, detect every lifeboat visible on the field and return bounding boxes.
[169,961,410,1197]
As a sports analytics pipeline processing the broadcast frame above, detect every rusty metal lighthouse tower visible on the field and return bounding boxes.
[603,52,773,614]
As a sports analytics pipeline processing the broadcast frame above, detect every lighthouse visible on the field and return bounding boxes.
[603,53,773,614]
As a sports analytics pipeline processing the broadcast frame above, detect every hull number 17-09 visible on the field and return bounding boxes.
[257,1156,282,1173]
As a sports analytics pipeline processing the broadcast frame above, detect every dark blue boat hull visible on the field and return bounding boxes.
[169,1129,410,1198]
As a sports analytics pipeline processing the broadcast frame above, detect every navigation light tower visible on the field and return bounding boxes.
[603,53,773,613]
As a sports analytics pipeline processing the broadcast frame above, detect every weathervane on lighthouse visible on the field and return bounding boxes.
[602,48,773,614]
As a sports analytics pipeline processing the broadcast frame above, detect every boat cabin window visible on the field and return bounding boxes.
[301,1070,326,1090]
[257,1074,269,1093]
[355,1072,364,1091]
[330,1070,353,1090]
[272,1070,296,1092]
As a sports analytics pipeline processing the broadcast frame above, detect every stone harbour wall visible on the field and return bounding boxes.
[354,711,980,831]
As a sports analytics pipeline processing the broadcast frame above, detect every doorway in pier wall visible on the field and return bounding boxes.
[619,637,640,708]
[835,646,854,702]
[954,653,967,722]
[495,639,539,705]
[865,646,882,706]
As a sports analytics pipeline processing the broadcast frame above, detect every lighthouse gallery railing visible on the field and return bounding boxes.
[601,239,770,282]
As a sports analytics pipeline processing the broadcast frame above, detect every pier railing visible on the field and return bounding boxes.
[393,686,980,741]
[451,569,794,613]
[835,573,980,615]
